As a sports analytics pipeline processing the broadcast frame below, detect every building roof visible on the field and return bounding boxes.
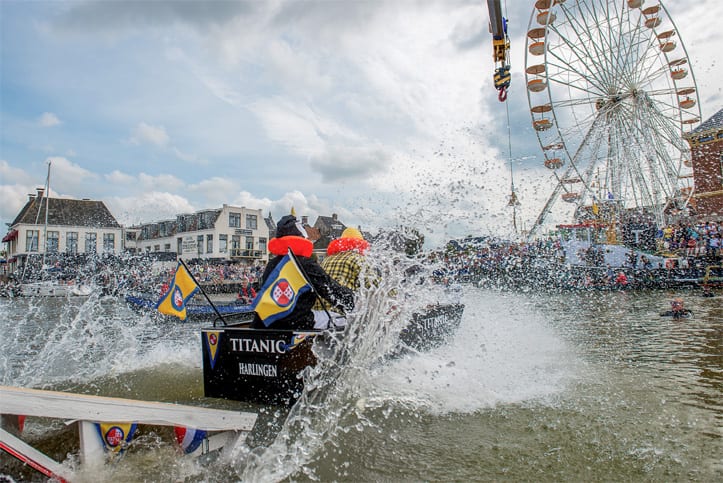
[689,107,723,134]
[314,215,346,235]
[11,195,121,229]
[264,213,276,237]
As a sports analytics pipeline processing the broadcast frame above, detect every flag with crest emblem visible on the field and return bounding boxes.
[252,250,313,327]
[155,261,200,320]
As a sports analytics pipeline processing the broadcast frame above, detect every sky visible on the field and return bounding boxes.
[1,0,722,248]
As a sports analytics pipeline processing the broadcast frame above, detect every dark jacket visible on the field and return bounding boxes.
[251,236,354,330]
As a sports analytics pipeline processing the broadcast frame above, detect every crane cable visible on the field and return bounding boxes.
[499,0,518,233]
[505,92,519,233]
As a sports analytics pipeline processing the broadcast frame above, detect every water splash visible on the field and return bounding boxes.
[235,248,425,481]
[0,292,198,389]
[228,247,578,481]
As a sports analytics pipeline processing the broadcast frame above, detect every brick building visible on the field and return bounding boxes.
[686,108,723,218]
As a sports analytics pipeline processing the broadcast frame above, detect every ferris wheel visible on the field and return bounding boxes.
[524,0,701,237]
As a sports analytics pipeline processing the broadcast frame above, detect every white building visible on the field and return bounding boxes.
[2,188,124,273]
[127,204,270,264]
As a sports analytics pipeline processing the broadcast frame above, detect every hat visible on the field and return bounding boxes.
[327,226,370,255]
[341,227,364,240]
[276,215,308,239]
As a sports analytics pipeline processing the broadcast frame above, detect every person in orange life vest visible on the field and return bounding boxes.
[312,227,373,328]
[250,215,355,330]
[237,277,256,304]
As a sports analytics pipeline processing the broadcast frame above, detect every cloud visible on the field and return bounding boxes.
[249,98,325,156]
[188,177,240,204]
[105,170,135,185]
[309,144,390,182]
[38,112,61,127]
[44,157,98,196]
[137,172,184,192]
[54,0,257,33]
[128,123,208,164]
[129,122,169,147]
[0,184,34,227]
[106,192,196,226]
[172,147,207,164]
[0,160,36,185]
[102,170,184,195]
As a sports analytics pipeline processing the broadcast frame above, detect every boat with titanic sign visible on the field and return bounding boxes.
[201,303,465,405]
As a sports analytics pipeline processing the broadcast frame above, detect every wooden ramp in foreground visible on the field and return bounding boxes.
[0,385,257,481]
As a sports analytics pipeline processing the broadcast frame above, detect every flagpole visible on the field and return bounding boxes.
[286,248,336,328]
[178,258,228,327]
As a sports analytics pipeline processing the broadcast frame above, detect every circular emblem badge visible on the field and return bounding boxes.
[271,279,294,307]
[171,286,184,310]
[105,426,125,447]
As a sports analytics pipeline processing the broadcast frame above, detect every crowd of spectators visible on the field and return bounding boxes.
[657,219,722,259]
[0,253,266,298]
[428,219,723,291]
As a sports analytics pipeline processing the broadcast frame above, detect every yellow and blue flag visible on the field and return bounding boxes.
[252,251,313,327]
[155,261,200,320]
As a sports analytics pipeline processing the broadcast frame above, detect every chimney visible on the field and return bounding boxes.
[28,194,36,201]
[37,187,45,199]
[332,213,338,221]
[301,216,309,225]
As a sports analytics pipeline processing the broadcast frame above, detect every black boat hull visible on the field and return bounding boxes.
[201,303,464,405]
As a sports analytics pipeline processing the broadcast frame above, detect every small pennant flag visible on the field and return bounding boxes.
[95,422,137,454]
[204,331,221,370]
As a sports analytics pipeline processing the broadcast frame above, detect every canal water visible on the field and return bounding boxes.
[0,284,721,482]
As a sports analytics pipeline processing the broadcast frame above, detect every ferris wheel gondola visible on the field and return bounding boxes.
[524,0,701,237]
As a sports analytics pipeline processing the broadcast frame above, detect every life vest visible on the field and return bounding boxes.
[268,236,313,257]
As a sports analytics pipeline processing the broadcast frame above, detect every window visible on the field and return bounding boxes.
[47,231,59,253]
[229,213,241,228]
[164,243,171,251]
[246,214,258,230]
[26,230,39,252]
[85,232,97,253]
[154,245,160,252]
[259,237,267,255]
[245,236,254,251]
[197,235,203,255]
[66,232,78,254]
[206,234,213,253]
[103,233,115,252]
[219,234,228,253]
[231,235,240,256]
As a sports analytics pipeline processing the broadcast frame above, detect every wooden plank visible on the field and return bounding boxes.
[0,427,73,482]
[0,386,256,432]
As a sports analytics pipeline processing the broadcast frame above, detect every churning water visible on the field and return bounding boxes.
[1,279,721,482]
